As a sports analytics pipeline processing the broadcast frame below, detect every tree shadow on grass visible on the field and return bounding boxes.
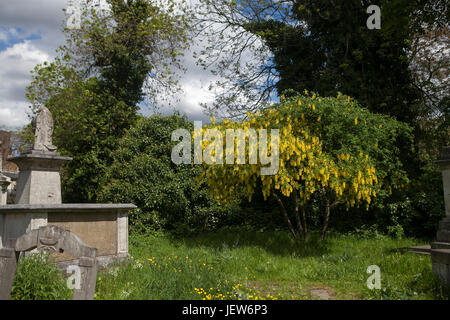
[167,228,331,258]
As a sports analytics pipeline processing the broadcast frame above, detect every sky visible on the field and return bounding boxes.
[0,0,216,130]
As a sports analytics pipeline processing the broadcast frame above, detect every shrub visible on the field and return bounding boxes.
[98,113,232,235]
[199,92,413,240]
[10,253,72,300]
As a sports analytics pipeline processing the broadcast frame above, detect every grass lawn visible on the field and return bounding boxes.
[94,229,448,300]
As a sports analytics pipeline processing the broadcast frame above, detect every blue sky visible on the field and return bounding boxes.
[0,27,42,51]
[0,0,215,130]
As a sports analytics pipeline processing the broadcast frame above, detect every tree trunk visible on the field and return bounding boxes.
[273,193,298,242]
[321,197,331,240]
[302,195,307,236]
[293,192,305,240]
[321,188,338,240]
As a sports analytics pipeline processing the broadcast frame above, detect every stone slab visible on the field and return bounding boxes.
[48,211,117,260]
[406,245,431,255]
[0,204,137,213]
[8,151,72,161]
[431,242,450,250]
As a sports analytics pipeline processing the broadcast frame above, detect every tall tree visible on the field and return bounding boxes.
[196,0,448,237]
[26,0,191,202]
[196,0,448,125]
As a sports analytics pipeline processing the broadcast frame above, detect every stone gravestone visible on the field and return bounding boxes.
[0,225,98,300]
[2,105,134,269]
[431,146,450,287]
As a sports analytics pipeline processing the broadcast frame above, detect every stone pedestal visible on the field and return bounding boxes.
[7,150,72,205]
[431,146,450,287]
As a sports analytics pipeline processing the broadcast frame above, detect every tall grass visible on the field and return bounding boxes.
[95,229,448,300]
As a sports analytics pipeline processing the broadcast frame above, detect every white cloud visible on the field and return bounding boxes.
[0,0,226,129]
[0,41,49,129]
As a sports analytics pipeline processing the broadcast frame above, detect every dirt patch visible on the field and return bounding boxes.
[243,280,341,300]
[244,280,309,300]
[309,286,334,300]
[245,280,282,297]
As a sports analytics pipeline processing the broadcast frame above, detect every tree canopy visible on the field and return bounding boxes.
[199,92,413,239]
[196,0,448,125]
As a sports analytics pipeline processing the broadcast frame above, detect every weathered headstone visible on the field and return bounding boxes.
[431,146,450,287]
[0,225,98,300]
[0,239,18,300]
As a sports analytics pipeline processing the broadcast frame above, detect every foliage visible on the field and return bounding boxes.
[199,92,413,240]
[196,0,447,239]
[25,0,191,202]
[10,253,72,300]
[98,114,231,235]
[196,0,447,123]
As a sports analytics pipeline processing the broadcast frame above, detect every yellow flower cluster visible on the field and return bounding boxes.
[200,95,379,211]
[193,281,281,300]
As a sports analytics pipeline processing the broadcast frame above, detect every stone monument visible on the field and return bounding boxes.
[1,107,135,267]
[7,106,72,204]
[431,146,450,287]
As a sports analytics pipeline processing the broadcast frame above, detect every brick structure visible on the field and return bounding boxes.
[0,131,18,173]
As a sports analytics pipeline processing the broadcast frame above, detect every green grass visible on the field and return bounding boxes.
[94,229,449,300]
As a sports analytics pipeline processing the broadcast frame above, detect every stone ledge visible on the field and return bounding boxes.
[0,203,137,213]
[407,245,431,255]
[8,151,73,162]
[431,242,450,250]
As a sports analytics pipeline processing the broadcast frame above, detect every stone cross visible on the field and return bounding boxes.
[32,106,57,152]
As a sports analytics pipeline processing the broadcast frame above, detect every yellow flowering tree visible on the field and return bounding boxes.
[199,92,413,240]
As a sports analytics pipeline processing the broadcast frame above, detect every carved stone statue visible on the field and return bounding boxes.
[32,106,57,152]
